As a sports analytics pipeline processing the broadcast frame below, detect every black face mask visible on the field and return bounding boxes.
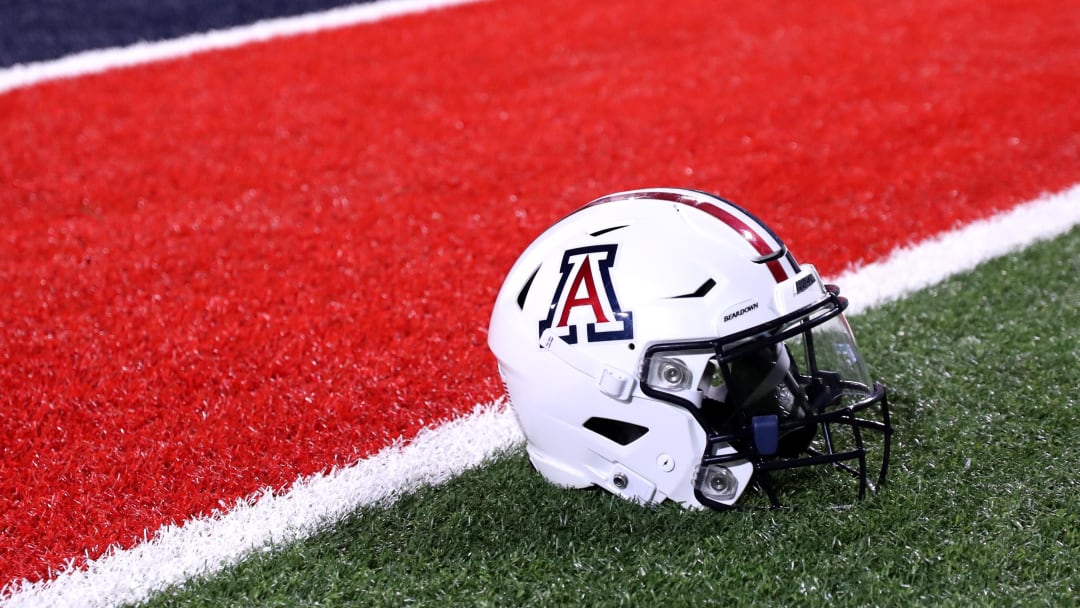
[640,287,893,509]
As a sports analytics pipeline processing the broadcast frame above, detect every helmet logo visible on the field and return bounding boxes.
[539,245,634,344]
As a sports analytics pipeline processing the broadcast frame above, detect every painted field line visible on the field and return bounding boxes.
[1,402,524,608]
[4,182,1079,608]
[0,0,487,96]
[836,184,1080,315]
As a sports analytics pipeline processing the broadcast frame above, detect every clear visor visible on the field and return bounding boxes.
[784,313,874,405]
[643,306,875,416]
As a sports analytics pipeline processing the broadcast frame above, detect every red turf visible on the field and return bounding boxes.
[1,0,1078,586]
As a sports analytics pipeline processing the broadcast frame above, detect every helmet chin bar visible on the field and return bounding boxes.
[641,287,894,509]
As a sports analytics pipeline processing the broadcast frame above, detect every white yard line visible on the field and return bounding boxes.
[2,402,525,607]
[0,0,487,95]
[836,184,1080,315]
[5,184,1078,608]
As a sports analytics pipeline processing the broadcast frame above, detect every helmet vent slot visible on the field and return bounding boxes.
[583,417,649,445]
[671,278,716,299]
[589,225,628,237]
[516,265,541,309]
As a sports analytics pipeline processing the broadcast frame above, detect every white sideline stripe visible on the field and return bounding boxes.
[1,402,524,608]
[3,184,1079,607]
[0,0,486,96]
[835,184,1080,315]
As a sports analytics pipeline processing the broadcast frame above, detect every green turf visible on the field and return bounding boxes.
[139,227,1080,608]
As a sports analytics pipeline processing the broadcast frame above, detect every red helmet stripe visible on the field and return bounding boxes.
[698,204,788,282]
[586,190,789,282]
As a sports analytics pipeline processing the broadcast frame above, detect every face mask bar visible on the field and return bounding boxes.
[701,384,891,508]
[639,285,894,509]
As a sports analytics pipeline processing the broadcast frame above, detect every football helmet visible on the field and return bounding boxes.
[488,188,892,509]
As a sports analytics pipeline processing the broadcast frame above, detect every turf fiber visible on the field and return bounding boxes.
[135,227,1080,607]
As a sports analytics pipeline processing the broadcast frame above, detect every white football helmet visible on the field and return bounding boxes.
[488,188,892,509]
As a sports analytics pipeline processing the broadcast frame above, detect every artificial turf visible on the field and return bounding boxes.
[136,227,1080,607]
[7,0,1079,585]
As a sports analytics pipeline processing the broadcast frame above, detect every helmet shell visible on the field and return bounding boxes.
[489,188,854,508]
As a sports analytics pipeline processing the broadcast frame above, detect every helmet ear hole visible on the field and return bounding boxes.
[583,417,649,446]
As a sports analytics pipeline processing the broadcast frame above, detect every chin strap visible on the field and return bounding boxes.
[539,330,635,401]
